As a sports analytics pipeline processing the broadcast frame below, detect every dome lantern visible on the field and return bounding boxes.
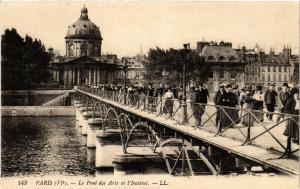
[80,5,89,20]
[65,6,102,58]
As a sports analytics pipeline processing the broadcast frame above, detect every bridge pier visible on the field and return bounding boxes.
[113,151,164,176]
[77,106,88,127]
[76,108,84,127]
[86,117,104,148]
[86,124,97,148]
[80,108,93,135]
[87,148,96,165]
[81,120,88,135]
[95,130,122,169]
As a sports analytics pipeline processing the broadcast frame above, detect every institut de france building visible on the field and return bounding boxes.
[51,6,118,88]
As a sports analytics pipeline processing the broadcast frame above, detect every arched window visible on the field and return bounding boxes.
[93,46,99,57]
[69,45,75,57]
[219,56,225,61]
[229,56,236,61]
[81,43,87,56]
[207,56,215,61]
[249,76,252,82]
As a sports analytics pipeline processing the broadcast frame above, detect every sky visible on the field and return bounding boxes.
[1,1,299,57]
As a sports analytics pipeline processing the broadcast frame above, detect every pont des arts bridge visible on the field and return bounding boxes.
[72,86,299,176]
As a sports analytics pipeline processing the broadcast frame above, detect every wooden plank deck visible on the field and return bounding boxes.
[77,89,299,175]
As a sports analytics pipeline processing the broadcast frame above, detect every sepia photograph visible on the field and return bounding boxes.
[0,1,299,189]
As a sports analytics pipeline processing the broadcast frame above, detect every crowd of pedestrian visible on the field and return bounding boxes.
[214,82,299,144]
[85,81,299,144]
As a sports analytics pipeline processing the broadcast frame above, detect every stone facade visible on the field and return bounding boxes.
[115,55,146,85]
[196,41,245,91]
[243,46,294,88]
[51,6,116,89]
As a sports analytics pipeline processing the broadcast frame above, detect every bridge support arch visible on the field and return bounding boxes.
[95,107,123,169]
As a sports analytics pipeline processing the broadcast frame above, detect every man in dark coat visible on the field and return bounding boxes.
[214,83,226,129]
[193,85,204,126]
[222,84,239,128]
[147,83,155,111]
[264,83,277,120]
[177,85,183,101]
[172,86,178,99]
[283,90,299,144]
[276,83,290,123]
[199,83,209,104]
[157,83,164,97]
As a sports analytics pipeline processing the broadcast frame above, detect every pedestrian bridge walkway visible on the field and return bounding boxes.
[74,87,299,175]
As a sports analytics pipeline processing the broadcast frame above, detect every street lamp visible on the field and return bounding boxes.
[123,59,128,87]
[181,43,191,124]
[123,59,128,103]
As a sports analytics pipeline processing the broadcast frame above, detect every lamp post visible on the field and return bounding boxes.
[123,59,128,104]
[181,43,191,124]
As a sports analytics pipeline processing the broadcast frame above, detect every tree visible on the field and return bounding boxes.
[144,47,210,85]
[1,28,52,90]
[291,61,299,84]
[1,28,24,90]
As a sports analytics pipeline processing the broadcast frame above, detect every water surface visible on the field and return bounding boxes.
[1,116,95,177]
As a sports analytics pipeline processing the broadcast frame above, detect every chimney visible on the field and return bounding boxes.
[196,41,209,53]
[283,45,291,62]
[270,47,275,55]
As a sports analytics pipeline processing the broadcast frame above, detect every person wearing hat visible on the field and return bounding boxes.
[128,85,136,106]
[264,83,277,121]
[239,87,246,112]
[192,85,202,127]
[233,84,240,98]
[221,84,240,128]
[162,87,174,116]
[283,89,299,144]
[199,83,209,105]
[241,86,254,126]
[175,85,183,101]
[157,83,164,98]
[276,83,291,123]
[147,83,155,112]
[172,85,178,99]
[253,85,264,122]
[192,83,209,126]
[214,83,227,129]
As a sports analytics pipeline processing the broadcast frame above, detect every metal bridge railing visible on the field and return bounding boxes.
[77,86,299,159]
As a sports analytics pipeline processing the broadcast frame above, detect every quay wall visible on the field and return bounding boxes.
[2,90,74,95]
[1,106,75,116]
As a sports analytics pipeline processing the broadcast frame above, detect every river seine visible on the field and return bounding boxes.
[1,117,95,177]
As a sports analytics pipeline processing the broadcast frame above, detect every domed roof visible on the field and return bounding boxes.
[65,6,102,40]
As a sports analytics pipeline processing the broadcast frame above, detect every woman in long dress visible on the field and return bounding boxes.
[241,87,254,126]
[283,90,299,144]
[252,86,264,122]
[162,88,174,116]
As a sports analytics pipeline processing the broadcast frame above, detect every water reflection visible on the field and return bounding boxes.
[2,116,170,177]
[2,94,59,106]
[87,148,96,165]
[1,117,95,177]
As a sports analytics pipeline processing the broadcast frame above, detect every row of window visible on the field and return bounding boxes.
[247,67,260,73]
[247,76,259,82]
[209,71,236,79]
[262,65,290,72]
[117,70,143,79]
[261,74,290,82]
[207,56,237,61]
[211,71,290,82]
[248,66,291,73]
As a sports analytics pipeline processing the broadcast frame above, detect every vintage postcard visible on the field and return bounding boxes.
[1,1,299,189]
